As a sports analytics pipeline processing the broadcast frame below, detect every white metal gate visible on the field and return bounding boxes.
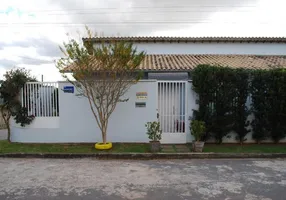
[158,81,187,134]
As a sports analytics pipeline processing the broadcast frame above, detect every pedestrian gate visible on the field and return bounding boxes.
[158,81,187,136]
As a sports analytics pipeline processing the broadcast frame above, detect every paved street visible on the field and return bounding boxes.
[0,159,285,200]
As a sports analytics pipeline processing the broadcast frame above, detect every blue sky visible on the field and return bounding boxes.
[0,0,285,81]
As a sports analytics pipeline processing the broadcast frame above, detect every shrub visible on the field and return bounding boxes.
[190,120,206,142]
[250,69,286,143]
[192,65,237,144]
[250,70,271,142]
[232,69,251,144]
[13,107,35,127]
[0,68,37,142]
[145,121,162,142]
[193,65,286,144]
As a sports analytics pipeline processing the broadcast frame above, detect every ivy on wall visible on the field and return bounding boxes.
[192,65,286,144]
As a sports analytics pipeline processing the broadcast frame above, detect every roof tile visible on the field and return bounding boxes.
[64,54,286,72]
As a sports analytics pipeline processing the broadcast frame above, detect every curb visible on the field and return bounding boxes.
[0,153,286,159]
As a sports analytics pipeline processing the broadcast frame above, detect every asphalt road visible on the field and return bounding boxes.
[0,158,285,200]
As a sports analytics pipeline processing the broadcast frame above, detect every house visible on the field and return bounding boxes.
[11,37,286,144]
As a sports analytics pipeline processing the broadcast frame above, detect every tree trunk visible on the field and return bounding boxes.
[102,128,107,144]
[101,119,109,144]
[103,132,106,144]
[1,107,11,143]
[102,124,107,144]
[7,125,11,143]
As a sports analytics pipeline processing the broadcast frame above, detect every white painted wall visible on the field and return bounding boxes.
[11,81,157,143]
[161,133,186,144]
[10,81,286,144]
[11,117,59,129]
[186,82,199,143]
[132,42,286,55]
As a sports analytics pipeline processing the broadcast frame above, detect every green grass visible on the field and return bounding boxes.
[0,140,150,153]
[1,140,286,154]
[203,144,286,153]
[172,144,177,152]
[111,143,150,153]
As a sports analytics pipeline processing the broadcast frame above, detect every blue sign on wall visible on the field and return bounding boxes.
[63,86,74,93]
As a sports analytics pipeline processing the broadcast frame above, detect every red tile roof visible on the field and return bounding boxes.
[64,54,286,72]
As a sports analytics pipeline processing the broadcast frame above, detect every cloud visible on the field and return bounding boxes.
[0,59,18,68]
[0,57,53,70]
[48,0,258,36]
[18,56,54,65]
[1,0,286,81]
[0,37,62,57]
[34,38,62,57]
[0,36,62,72]
[23,37,62,57]
[0,43,4,50]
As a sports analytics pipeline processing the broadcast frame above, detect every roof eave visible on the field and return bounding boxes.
[82,37,286,44]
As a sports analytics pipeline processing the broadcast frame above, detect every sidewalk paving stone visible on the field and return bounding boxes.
[175,145,191,152]
[161,145,176,153]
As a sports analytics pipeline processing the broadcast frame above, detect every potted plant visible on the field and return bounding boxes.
[190,120,206,152]
[145,121,162,152]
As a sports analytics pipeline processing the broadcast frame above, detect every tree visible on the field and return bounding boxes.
[210,68,236,144]
[267,70,286,143]
[192,65,236,144]
[0,68,36,142]
[232,69,251,144]
[56,28,145,144]
[250,70,270,143]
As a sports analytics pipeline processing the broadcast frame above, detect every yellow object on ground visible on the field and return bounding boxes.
[95,142,112,150]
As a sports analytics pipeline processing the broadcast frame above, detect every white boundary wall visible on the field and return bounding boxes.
[11,80,157,143]
[10,80,286,144]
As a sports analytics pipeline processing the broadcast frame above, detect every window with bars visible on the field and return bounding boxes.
[21,82,59,117]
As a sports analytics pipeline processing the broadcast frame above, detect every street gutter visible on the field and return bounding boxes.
[1,153,286,159]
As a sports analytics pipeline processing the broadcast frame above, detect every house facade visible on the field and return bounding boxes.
[11,37,286,144]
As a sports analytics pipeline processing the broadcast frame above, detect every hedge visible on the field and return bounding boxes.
[192,65,286,144]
